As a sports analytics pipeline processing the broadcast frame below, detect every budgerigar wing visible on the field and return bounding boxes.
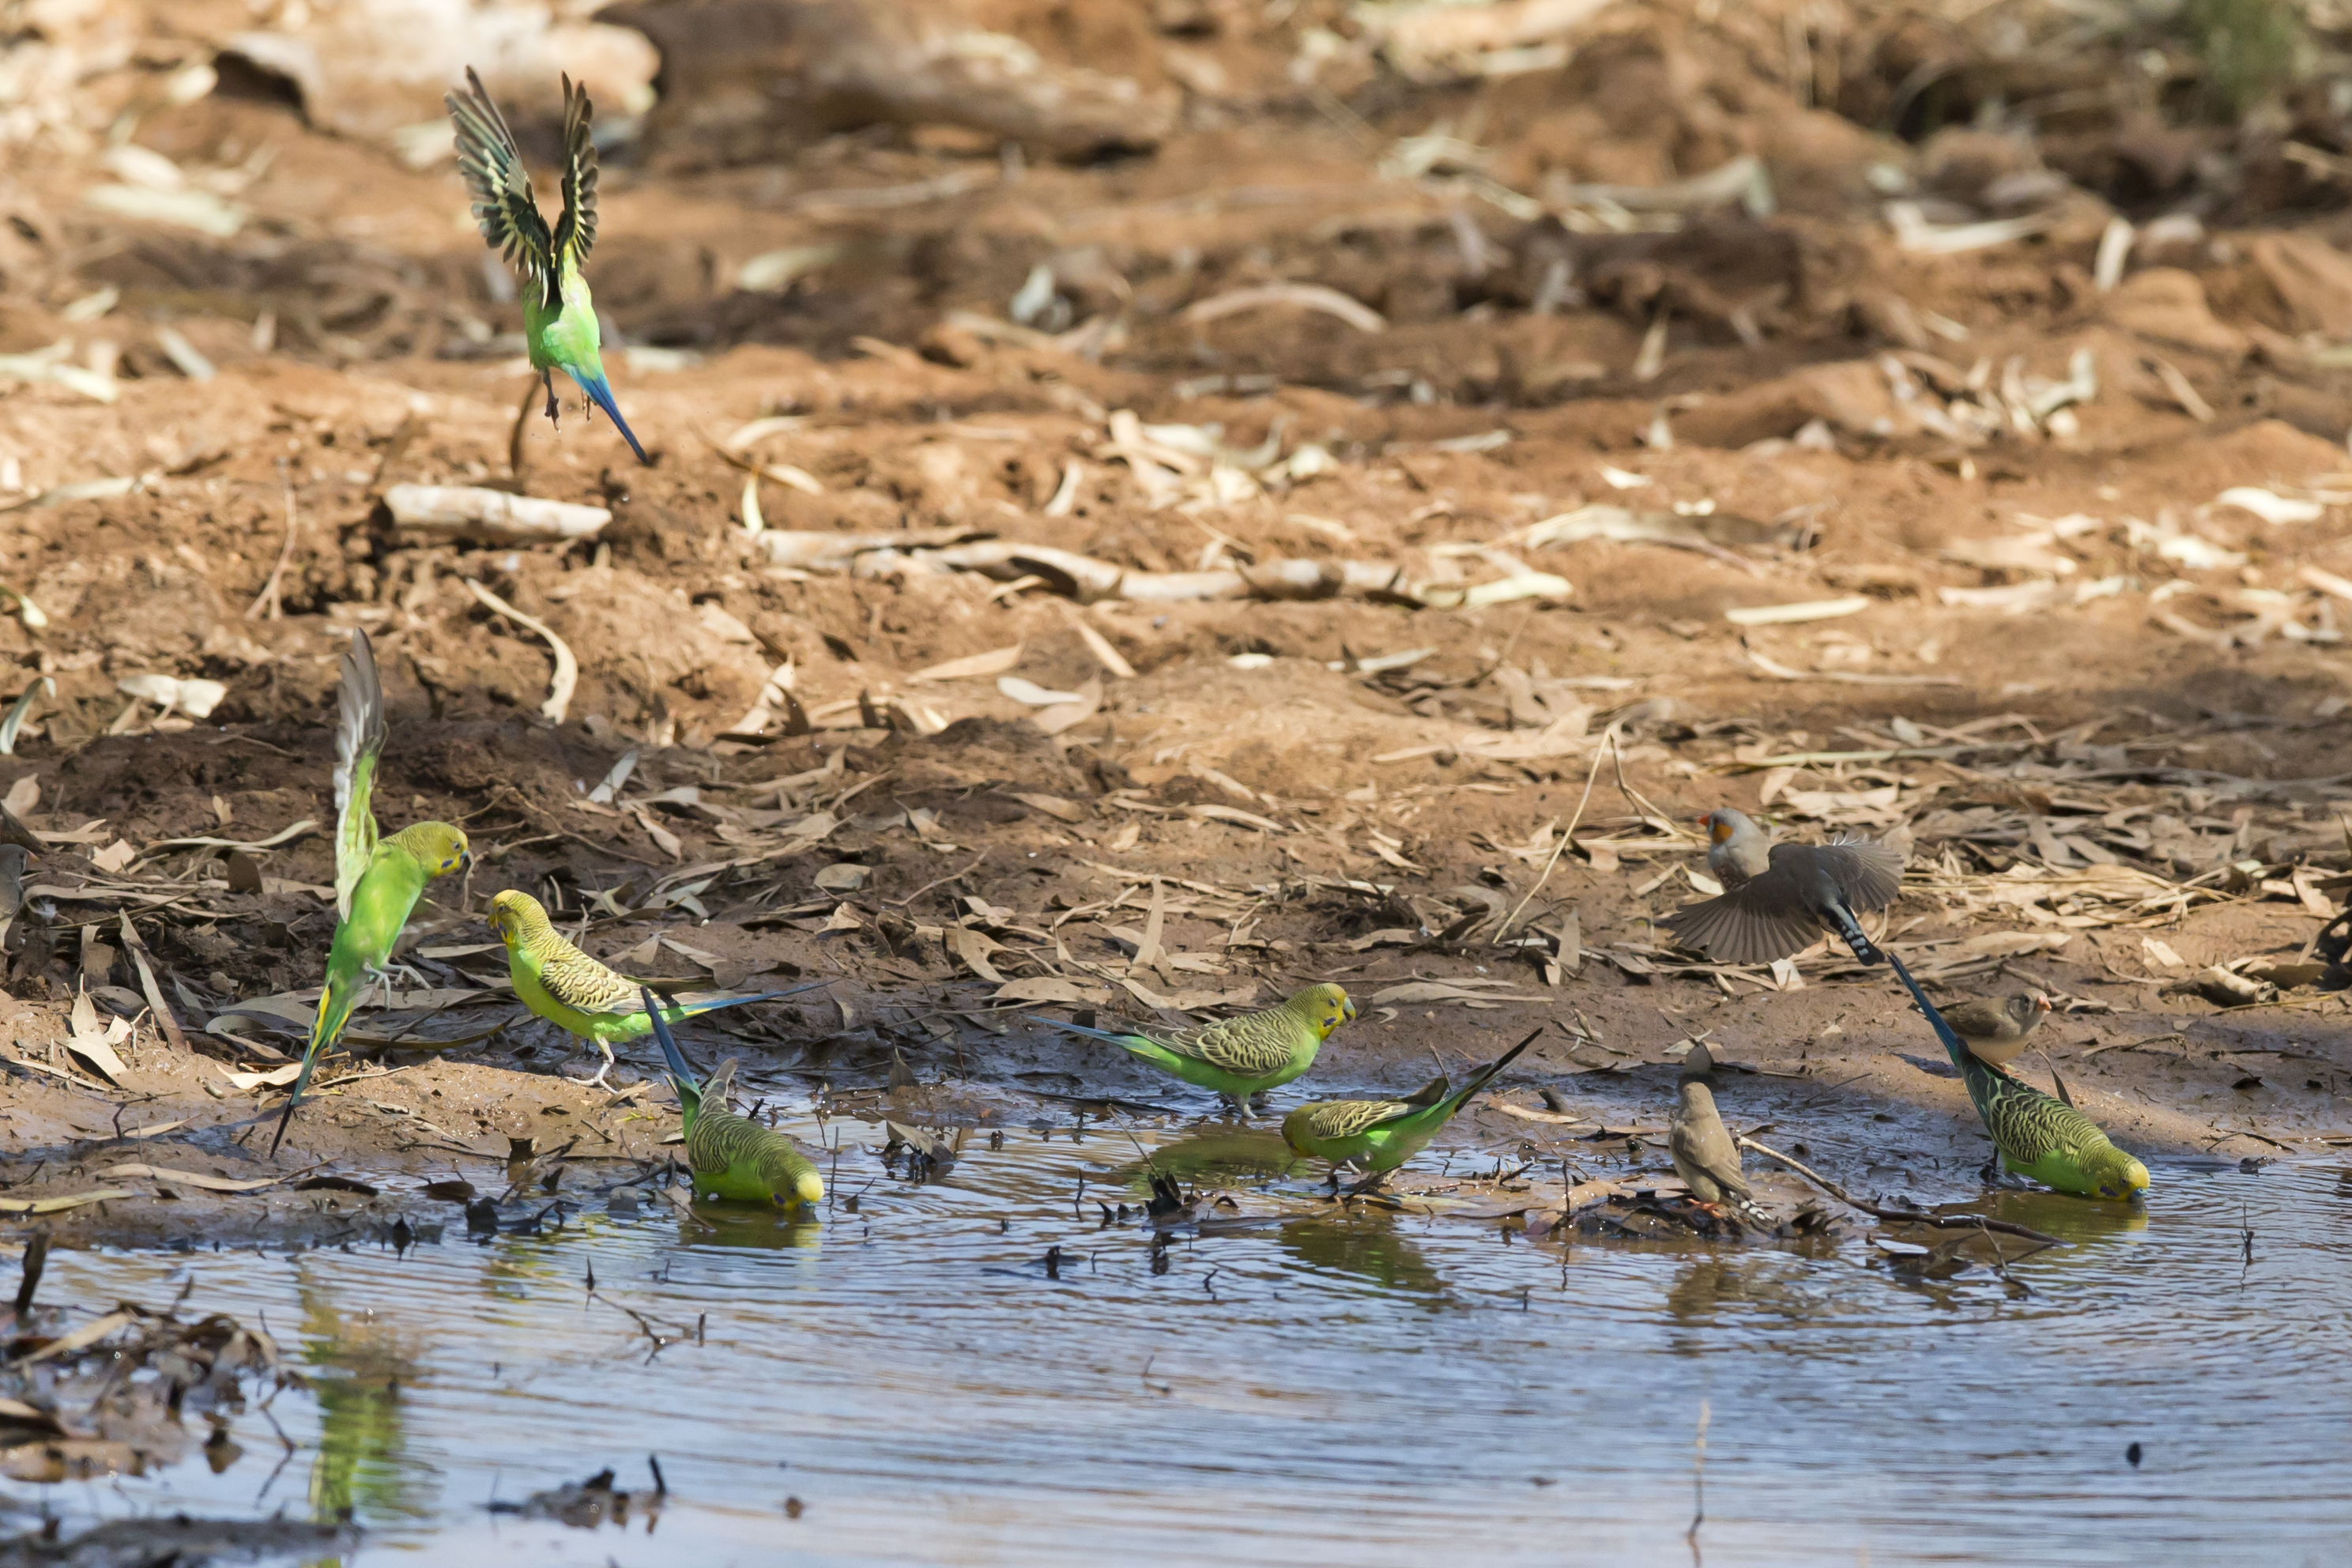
[447,66,557,310]
[1295,1099,1415,1141]
[1163,1009,1302,1077]
[550,74,600,275]
[331,631,387,922]
[537,943,643,1014]
[1979,1069,2100,1166]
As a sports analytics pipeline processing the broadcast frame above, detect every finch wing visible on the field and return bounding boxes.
[1819,836,1905,912]
[1661,877,1824,966]
[331,631,386,923]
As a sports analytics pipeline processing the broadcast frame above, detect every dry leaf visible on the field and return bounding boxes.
[2142,937,2186,968]
[912,644,1024,682]
[89,839,136,873]
[1012,793,1084,823]
[992,976,1113,1006]
[1724,596,1871,627]
[945,927,1005,982]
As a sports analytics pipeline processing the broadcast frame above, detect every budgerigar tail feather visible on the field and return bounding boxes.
[1888,952,1972,1072]
[1446,1026,1543,1114]
[268,992,359,1159]
[569,370,649,465]
[1025,1014,1134,1046]
[644,987,701,1127]
[1824,901,1883,966]
[668,983,823,1020]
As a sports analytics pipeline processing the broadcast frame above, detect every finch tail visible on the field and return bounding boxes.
[270,980,360,1158]
[1824,901,1883,965]
[644,986,701,1129]
[567,368,649,465]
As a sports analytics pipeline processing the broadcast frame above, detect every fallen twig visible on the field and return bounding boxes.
[1737,1135,2071,1246]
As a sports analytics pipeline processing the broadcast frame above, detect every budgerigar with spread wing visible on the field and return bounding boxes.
[447,67,648,464]
[270,631,469,1156]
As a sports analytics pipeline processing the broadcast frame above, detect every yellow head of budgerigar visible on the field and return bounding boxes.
[394,821,472,878]
[1291,982,1355,1040]
[487,888,550,949]
[2086,1144,2151,1200]
[788,1169,825,1208]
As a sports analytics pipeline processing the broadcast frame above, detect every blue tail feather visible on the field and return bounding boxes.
[643,986,700,1123]
[1886,952,1973,1073]
[566,368,650,466]
[666,979,827,1021]
[1025,1013,1139,1046]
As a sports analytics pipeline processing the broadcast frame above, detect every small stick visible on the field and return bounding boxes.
[509,376,540,480]
[243,461,300,620]
[1495,723,1620,942]
[1737,1135,2071,1246]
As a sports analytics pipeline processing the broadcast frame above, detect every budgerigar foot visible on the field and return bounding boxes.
[542,371,559,427]
[1340,1170,1390,1198]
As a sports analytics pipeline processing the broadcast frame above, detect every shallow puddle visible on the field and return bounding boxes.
[11,1121,2351,1566]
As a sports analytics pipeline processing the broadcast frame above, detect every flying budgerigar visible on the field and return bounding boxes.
[1664,808,1904,967]
[646,989,824,1210]
[270,631,470,1156]
[446,66,649,464]
[1028,983,1355,1110]
[488,889,816,1087]
[1890,952,2148,1200]
[1282,1027,1538,1188]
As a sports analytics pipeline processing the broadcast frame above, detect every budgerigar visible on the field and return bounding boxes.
[271,631,470,1156]
[1028,983,1355,1110]
[1282,1027,1538,1186]
[1942,991,2052,1068]
[646,990,824,1209]
[1668,1042,1770,1223]
[488,889,816,1087]
[1664,808,1904,966]
[446,67,649,465]
[1890,952,2148,1200]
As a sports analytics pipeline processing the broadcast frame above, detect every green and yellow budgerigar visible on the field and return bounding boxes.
[646,990,824,1210]
[270,631,470,1156]
[488,889,815,1087]
[1890,952,2149,1200]
[447,66,648,465]
[1028,983,1355,1108]
[1283,1027,1538,1184]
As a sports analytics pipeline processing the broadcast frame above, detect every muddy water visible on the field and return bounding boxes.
[19,1124,2352,1567]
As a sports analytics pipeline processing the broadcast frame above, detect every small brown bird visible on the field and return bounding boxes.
[1664,808,1904,966]
[1668,1043,1769,1224]
[1941,991,2051,1067]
